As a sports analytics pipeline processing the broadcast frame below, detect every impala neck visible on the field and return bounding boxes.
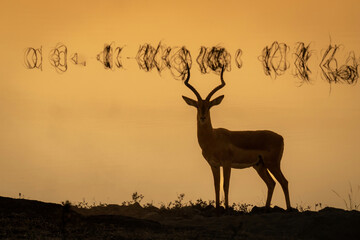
[197,114,214,149]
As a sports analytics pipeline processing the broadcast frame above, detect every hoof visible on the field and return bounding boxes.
[216,206,226,216]
[286,207,299,213]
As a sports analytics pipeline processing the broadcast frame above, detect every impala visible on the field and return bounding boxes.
[182,65,291,210]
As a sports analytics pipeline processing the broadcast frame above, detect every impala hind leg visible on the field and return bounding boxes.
[268,166,291,210]
[211,166,221,209]
[254,164,276,208]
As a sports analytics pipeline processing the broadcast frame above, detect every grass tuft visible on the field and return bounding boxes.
[332,183,360,210]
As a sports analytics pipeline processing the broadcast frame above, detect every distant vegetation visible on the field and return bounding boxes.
[69,192,255,214]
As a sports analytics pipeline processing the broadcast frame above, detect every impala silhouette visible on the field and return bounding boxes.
[182,65,291,210]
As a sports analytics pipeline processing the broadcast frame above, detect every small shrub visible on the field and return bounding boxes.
[76,198,90,209]
[296,203,311,212]
[314,202,323,211]
[190,198,207,208]
[61,200,72,207]
[131,192,144,204]
[159,202,166,210]
[173,193,185,208]
[143,201,155,208]
[232,202,253,213]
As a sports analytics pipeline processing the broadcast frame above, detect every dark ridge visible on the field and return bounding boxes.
[1,196,359,239]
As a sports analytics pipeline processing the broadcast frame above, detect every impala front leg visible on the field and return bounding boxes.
[223,163,231,209]
[210,166,220,208]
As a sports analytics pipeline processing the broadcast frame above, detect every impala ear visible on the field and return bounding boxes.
[210,95,224,108]
[182,96,198,108]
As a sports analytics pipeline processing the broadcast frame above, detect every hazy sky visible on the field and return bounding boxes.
[1,0,360,209]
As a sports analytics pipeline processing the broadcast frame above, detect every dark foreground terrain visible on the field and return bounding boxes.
[1,196,359,240]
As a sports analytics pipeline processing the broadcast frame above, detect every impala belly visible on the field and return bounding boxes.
[202,145,265,169]
[231,162,256,169]
[229,147,263,169]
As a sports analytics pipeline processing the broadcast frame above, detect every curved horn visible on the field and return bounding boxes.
[206,66,226,101]
[184,63,202,101]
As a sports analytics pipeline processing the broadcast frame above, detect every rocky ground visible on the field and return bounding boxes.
[0,196,359,240]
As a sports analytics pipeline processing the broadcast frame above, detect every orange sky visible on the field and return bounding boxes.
[1,0,360,209]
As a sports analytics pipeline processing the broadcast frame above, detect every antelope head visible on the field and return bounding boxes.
[182,65,226,124]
